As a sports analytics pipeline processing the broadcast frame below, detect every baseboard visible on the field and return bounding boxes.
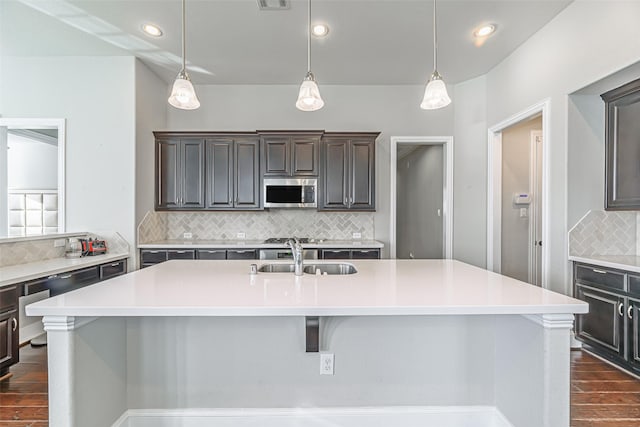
[112,406,513,427]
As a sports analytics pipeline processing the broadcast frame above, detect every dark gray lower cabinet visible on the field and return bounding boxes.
[0,286,19,376]
[226,250,257,260]
[574,262,640,375]
[197,249,226,260]
[167,250,196,260]
[143,248,258,265]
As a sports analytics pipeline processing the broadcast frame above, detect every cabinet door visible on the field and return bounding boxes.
[292,137,319,176]
[99,260,127,280]
[235,138,261,209]
[206,139,234,209]
[262,136,291,176]
[629,297,640,366]
[197,249,227,260]
[350,139,375,210]
[181,139,205,208]
[576,284,624,358]
[48,267,100,297]
[0,310,18,372]
[227,250,257,260]
[157,139,180,208]
[141,250,168,265]
[352,249,380,259]
[321,249,351,259]
[167,250,196,260]
[321,139,349,209]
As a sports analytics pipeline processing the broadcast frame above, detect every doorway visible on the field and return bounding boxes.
[390,137,453,259]
[487,100,549,287]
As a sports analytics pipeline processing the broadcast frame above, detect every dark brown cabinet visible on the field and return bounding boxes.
[601,78,640,210]
[156,138,205,209]
[320,133,377,211]
[0,285,18,377]
[574,262,640,375]
[260,132,321,177]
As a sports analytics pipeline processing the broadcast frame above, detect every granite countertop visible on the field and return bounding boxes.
[138,239,384,249]
[27,259,587,317]
[0,252,130,288]
[569,254,640,274]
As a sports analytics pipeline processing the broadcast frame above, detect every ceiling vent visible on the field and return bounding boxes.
[257,0,290,10]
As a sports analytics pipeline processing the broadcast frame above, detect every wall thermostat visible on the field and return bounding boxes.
[513,193,531,205]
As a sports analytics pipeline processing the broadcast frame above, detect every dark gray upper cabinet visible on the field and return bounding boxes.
[156,138,205,210]
[602,78,640,210]
[320,132,378,211]
[205,136,261,210]
[260,132,321,177]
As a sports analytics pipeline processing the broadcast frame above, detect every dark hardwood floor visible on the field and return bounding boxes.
[1,346,639,426]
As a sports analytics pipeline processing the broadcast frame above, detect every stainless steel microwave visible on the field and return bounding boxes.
[263,178,317,208]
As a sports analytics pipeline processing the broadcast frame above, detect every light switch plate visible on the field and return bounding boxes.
[352,232,362,240]
[236,232,246,239]
[54,239,66,247]
[183,232,193,239]
[320,353,334,375]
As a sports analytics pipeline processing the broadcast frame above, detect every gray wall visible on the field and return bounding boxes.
[396,145,444,259]
[500,117,541,282]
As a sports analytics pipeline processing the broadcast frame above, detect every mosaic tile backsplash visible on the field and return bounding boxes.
[138,210,375,243]
[569,210,638,256]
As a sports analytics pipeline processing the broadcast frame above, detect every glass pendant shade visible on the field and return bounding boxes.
[296,72,324,112]
[168,70,200,110]
[420,71,451,110]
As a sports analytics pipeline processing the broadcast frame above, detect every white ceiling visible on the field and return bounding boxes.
[1,0,573,85]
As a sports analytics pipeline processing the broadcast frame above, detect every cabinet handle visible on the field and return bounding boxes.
[60,274,73,279]
[628,305,634,320]
[350,196,353,204]
[47,275,58,280]
[344,197,347,205]
[175,251,188,254]
[149,251,161,254]
[618,303,624,316]
[110,262,121,267]
[592,268,607,274]
[234,250,250,254]
[12,318,17,332]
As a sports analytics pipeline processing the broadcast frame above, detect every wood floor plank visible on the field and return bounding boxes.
[572,392,640,405]
[572,380,640,392]
[572,404,640,419]
[572,370,636,381]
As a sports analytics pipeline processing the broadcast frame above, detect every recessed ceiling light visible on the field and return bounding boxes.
[473,24,496,38]
[141,23,163,37]
[311,23,329,37]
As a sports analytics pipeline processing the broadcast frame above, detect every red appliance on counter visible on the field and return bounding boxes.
[79,238,107,256]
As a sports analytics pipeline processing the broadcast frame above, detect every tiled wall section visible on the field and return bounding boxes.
[138,210,375,242]
[569,210,637,256]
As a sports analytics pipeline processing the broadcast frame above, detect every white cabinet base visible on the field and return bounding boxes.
[113,407,513,427]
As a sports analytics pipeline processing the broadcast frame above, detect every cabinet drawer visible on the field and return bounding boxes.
[0,286,18,314]
[48,267,100,297]
[629,274,640,296]
[167,250,196,260]
[352,249,380,259]
[197,249,226,260]
[141,250,168,264]
[575,264,625,291]
[576,284,624,354]
[321,249,351,259]
[227,250,257,260]
[100,260,127,280]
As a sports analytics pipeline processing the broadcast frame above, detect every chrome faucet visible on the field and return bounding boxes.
[287,237,304,276]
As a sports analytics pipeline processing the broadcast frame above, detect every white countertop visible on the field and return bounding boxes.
[138,239,384,249]
[0,252,129,288]
[569,254,640,274]
[26,259,587,317]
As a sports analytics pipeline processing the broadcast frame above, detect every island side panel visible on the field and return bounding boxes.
[44,316,127,427]
[125,315,496,409]
[494,314,573,427]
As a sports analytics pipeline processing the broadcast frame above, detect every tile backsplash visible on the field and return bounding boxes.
[138,210,375,243]
[569,210,638,256]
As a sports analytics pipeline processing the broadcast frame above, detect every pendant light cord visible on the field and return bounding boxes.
[307,0,311,72]
[182,0,186,71]
[433,0,437,72]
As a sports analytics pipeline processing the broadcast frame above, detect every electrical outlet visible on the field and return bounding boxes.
[54,239,66,247]
[352,232,362,240]
[320,353,334,375]
[183,232,193,239]
[236,232,246,239]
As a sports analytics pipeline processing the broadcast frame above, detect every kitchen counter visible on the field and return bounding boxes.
[0,252,129,288]
[27,259,585,427]
[27,259,585,317]
[137,239,384,249]
[569,254,640,273]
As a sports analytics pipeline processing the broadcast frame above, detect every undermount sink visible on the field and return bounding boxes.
[303,263,358,275]
[257,263,358,275]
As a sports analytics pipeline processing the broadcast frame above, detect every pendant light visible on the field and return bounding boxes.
[296,0,324,111]
[420,0,451,110]
[168,0,200,110]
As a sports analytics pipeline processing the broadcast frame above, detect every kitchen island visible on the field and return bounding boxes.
[27,259,587,427]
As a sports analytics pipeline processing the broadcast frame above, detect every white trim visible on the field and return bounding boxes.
[390,136,454,260]
[529,130,543,286]
[523,313,575,330]
[43,316,97,332]
[0,117,66,234]
[486,99,551,289]
[113,406,513,427]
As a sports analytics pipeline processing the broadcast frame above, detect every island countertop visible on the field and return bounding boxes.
[26,259,588,317]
